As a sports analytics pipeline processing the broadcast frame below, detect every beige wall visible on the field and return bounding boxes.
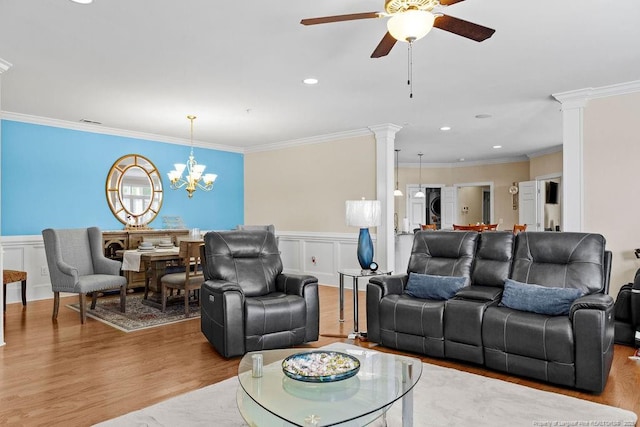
[530,150,563,179]
[584,91,640,298]
[395,161,530,230]
[244,135,376,233]
[458,186,487,225]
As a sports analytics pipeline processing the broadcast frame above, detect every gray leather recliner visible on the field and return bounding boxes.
[200,229,319,358]
[367,230,614,393]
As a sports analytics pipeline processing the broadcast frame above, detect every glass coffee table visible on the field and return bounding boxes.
[236,343,422,426]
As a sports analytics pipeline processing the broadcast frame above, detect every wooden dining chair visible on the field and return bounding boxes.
[485,224,499,231]
[453,224,484,232]
[513,224,527,234]
[160,240,204,317]
[421,224,437,230]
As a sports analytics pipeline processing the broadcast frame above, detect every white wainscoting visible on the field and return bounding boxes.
[1,235,53,305]
[278,231,375,289]
[0,231,374,306]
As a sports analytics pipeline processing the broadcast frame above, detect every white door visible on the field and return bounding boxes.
[441,186,457,230]
[407,186,426,231]
[518,180,541,231]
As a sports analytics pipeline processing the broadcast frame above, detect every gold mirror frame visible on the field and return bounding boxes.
[106,154,163,228]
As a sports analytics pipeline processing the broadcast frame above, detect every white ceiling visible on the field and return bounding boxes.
[1,0,639,164]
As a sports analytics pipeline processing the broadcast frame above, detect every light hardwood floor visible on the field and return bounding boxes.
[1,285,638,426]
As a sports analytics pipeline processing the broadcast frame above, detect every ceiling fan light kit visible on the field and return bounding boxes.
[387,9,435,42]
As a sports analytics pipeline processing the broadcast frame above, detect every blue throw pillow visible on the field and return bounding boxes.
[405,273,469,300]
[499,279,585,316]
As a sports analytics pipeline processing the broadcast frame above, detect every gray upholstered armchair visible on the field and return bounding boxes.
[42,227,127,324]
[200,229,319,357]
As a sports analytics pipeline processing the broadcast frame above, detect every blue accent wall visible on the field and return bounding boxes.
[1,120,244,235]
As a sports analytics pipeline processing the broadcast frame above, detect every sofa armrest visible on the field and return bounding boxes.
[569,293,614,319]
[276,273,318,297]
[277,273,319,342]
[366,274,407,343]
[571,293,615,392]
[368,274,408,297]
[201,279,245,357]
[202,279,243,295]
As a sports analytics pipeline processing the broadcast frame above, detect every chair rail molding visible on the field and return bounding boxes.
[2,232,377,304]
[1,235,53,306]
[278,231,378,288]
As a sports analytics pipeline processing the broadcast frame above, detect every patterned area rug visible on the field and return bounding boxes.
[66,293,200,332]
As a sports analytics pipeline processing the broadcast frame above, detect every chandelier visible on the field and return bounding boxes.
[167,115,217,198]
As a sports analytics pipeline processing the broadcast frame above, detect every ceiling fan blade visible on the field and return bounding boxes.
[433,14,496,42]
[301,12,381,26]
[371,32,397,58]
[439,0,466,5]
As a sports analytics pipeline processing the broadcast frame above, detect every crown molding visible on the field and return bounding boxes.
[0,58,12,74]
[244,128,373,153]
[553,80,640,108]
[0,111,244,153]
[526,145,562,159]
[399,155,529,169]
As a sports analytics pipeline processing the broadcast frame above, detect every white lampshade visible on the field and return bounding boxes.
[387,10,435,42]
[394,189,404,197]
[203,173,217,184]
[192,164,206,174]
[346,199,381,228]
[167,170,180,181]
[415,190,426,198]
[174,163,187,175]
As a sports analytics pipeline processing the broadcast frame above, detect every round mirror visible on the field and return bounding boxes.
[106,154,163,228]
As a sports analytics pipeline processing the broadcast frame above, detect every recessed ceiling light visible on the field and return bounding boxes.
[459,158,465,162]
[492,145,502,149]
[70,0,93,4]
[303,78,318,85]
[440,126,451,131]
[475,114,492,119]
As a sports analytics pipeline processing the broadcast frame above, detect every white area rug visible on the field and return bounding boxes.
[97,361,637,427]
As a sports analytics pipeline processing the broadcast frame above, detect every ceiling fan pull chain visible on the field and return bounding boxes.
[408,40,414,99]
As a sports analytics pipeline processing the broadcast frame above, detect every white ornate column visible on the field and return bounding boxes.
[553,81,640,232]
[552,90,588,232]
[0,57,13,347]
[369,123,402,273]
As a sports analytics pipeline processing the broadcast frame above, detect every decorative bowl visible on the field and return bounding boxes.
[281,351,360,383]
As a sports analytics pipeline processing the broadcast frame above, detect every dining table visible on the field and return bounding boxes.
[120,240,203,308]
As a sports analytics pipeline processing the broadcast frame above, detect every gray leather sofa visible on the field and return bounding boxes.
[367,230,614,393]
[200,229,319,357]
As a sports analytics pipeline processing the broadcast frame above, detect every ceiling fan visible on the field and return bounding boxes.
[301,0,495,58]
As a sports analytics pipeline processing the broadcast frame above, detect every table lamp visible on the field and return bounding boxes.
[346,199,381,270]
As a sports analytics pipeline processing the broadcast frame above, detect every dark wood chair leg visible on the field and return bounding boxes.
[184,287,190,318]
[161,283,167,312]
[21,279,27,306]
[52,291,60,320]
[79,293,87,324]
[120,285,126,313]
[90,292,98,310]
[3,283,6,312]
